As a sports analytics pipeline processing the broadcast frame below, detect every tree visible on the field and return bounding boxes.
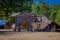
[55,7,60,25]
[0,0,33,19]
[38,2,48,15]
[31,4,38,14]
[48,5,58,21]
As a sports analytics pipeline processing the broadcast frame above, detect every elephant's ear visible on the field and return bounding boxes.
[36,16,42,22]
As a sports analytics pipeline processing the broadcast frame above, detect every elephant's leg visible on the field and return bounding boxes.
[17,24,21,32]
[14,21,20,32]
[14,24,17,32]
[27,22,32,31]
[26,23,29,31]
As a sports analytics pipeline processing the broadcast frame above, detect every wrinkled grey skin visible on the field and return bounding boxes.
[14,13,38,32]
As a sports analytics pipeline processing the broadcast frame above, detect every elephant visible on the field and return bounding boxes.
[13,13,38,32]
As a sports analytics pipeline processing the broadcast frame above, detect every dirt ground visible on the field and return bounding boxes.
[0,31,60,40]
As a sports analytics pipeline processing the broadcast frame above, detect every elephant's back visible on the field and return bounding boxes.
[17,14,28,24]
[16,14,34,24]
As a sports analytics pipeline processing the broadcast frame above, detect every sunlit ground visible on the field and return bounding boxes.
[0,29,60,40]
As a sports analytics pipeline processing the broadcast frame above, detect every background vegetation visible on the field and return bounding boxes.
[0,0,60,26]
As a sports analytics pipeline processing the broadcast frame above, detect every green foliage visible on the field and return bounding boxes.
[55,7,60,25]
[31,4,38,14]
[38,2,48,15]
[48,5,58,21]
[0,0,60,26]
[0,0,33,21]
